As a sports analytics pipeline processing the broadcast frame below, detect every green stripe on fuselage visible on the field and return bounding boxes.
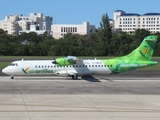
[101,59,157,74]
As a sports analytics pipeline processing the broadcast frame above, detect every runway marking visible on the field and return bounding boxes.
[0,102,160,112]
[1,76,160,81]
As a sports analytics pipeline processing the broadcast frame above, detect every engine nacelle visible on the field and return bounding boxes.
[52,56,78,66]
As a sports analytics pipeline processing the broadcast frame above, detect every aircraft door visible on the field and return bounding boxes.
[114,61,120,73]
[53,64,56,74]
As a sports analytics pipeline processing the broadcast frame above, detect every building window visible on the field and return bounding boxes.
[61,27,63,32]
[68,27,71,32]
[116,15,118,20]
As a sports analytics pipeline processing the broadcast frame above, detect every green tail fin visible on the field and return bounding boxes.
[127,35,158,61]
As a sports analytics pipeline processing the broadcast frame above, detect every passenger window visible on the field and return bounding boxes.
[98,65,100,67]
[92,65,94,67]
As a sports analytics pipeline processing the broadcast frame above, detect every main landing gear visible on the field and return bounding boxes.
[71,75,78,80]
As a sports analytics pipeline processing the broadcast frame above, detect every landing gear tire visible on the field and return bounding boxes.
[11,76,14,79]
[72,75,78,80]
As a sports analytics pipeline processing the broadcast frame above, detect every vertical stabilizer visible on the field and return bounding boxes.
[127,35,158,61]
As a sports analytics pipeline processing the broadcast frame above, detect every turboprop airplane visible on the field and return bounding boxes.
[2,35,158,79]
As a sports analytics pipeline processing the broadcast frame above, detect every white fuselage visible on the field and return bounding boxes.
[2,60,111,77]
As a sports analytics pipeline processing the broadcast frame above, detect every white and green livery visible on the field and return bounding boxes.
[2,35,158,79]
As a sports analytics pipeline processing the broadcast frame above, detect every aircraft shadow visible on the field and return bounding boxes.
[81,75,101,82]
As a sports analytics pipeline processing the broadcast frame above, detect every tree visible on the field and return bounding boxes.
[133,29,150,45]
[100,13,112,42]
[96,13,113,56]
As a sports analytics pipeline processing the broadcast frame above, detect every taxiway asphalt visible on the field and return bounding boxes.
[0,70,160,120]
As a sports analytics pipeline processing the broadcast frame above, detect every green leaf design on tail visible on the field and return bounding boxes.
[102,35,158,74]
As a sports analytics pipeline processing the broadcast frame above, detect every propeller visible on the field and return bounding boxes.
[52,60,56,64]
[52,53,57,64]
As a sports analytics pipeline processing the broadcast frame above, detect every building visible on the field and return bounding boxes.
[113,10,160,33]
[0,15,19,35]
[0,13,53,35]
[51,22,96,39]
[19,25,46,35]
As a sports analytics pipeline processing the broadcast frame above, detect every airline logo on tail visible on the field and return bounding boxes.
[139,47,150,58]
[143,47,150,55]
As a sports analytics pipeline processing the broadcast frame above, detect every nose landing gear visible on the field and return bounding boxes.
[11,76,14,79]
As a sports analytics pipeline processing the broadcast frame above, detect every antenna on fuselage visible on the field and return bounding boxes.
[22,58,24,61]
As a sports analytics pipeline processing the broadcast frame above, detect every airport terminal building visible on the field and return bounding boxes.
[113,10,160,33]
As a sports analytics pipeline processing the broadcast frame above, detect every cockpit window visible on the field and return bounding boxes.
[9,63,18,66]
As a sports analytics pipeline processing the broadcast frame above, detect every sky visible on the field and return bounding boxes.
[1,0,160,27]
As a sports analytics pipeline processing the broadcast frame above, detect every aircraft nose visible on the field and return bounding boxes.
[2,67,8,75]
